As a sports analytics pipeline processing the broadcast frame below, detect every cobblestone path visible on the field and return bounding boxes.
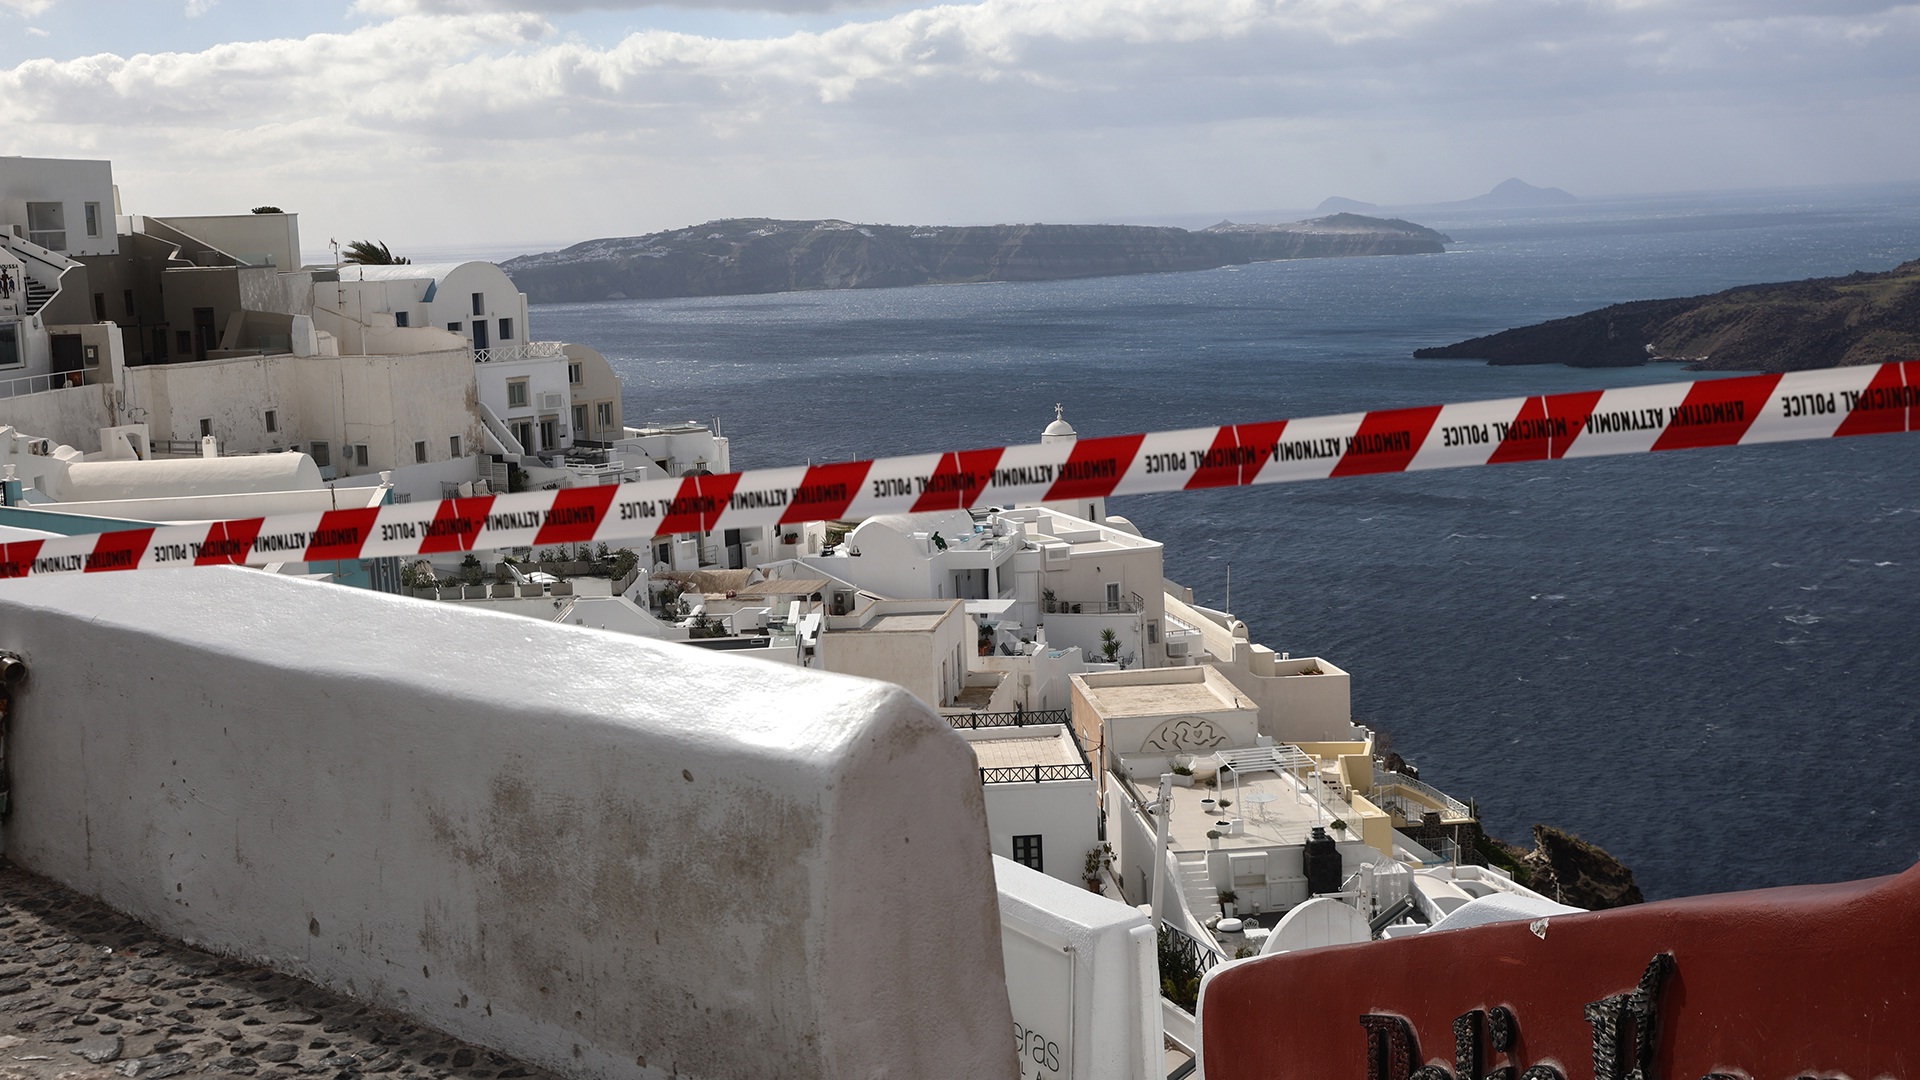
[0,861,566,1080]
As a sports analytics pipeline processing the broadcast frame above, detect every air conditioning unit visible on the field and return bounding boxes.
[538,391,565,411]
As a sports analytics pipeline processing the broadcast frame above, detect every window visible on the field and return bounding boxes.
[449,435,462,458]
[151,327,168,362]
[471,292,485,317]
[176,330,191,355]
[25,202,64,250]
[539,418,558,449]
[567,362,583,385]
[1147,620,1159,645]
[414,440,428,464]
[394,311,409,328]
[506,379,529,408]
[572,404,587,435]
[310,441,330,467]
[497,317,513,341]
[1106,582,1121,607]
[199,418,213,438]
[1012,834,1043,872]
[264,409,278,433]
[123,290,136,320]
[93,293,106,321]
[85,202,102,238]
[511,420,534,450]
[354,444,369,468]
[596,401,613,429]
[0,324,18,368]
[447,321,462,334]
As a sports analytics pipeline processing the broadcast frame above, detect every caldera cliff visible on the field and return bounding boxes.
[1414,259,1920,372]
[501,214,1450,303]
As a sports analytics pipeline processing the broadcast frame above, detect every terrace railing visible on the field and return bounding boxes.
[978,762,1094,785]
[473,341,564,363]
[0,368,98,400]
[946,708,1069,729]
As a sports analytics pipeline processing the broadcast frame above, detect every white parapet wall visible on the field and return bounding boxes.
[0,566,1016,1080]
[993,857,1162,1080]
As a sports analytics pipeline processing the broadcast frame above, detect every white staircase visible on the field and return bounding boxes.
[1176,851,1217,921]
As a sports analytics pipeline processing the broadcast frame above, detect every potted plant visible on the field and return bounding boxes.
[1329,818,1349,836]
[1206,829,1222,849]
[1217,798,1232,812]
[1218,889,1238,918]
[1082,843,1114,892]
[1199,796,1217,815]
[1168,759,1194,787]
[1042,587,1057,613]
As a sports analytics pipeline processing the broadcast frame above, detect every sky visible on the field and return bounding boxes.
[3,0,1919,254]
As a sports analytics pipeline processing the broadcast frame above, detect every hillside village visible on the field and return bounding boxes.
[1,156,1574,1079]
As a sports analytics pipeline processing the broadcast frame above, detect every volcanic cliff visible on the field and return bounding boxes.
[500,214,1450,303]
[1415,259,1920,372]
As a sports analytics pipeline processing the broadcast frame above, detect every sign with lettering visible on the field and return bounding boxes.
[1002,921,1075,1080]
[1198,864,1920,1080]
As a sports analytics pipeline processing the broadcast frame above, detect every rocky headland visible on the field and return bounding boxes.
[500,214,1450,303]
[1415,259,1920,372]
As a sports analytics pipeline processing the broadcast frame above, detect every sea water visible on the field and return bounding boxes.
[533,183,1920,900]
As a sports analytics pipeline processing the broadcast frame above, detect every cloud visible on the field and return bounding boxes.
[2,0,1916,242]
[185,0,217,15]
[352,0,892,14]
[0,0,55,16]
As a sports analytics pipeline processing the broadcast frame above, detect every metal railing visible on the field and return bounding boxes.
[979,762,1094,784]
[947,708,1069,729]
[0,368,99,400]
[1369,773,1474,822]
[1160,921,1223,979]
[1046,598,1142,615]
[472,341,564,363]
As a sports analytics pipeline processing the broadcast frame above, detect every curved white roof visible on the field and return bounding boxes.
[49,452,323,502]
[1041,403,1077,442]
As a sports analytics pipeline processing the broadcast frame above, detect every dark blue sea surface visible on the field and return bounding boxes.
[534,184,1920,901]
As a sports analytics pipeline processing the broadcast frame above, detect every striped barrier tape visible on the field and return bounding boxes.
[2,361,1915,580]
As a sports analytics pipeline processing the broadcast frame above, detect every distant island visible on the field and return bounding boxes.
[500,214,1451,303]
[1312,179,1576,215]
[1447,178,1577,208]
[1414,259,1920,372]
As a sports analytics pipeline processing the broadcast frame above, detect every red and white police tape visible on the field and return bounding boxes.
[3,362,1916,580]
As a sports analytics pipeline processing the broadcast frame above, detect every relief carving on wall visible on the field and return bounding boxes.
[1139,716,1229,753]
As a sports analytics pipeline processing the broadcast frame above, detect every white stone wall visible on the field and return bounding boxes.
[0,569,1016,1080]
[473,352,572,454]
[975,771,1100,889]
[562,344,622,442]
[119,347,482,474]
[0,157,119,257]
[993,858,1161,1080]
[818,601,969,710]
[0,383,112,450]
[154,214,301,270]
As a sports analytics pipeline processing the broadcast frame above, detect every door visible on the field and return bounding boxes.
[49,334,84,376]
[472,319,490,351]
